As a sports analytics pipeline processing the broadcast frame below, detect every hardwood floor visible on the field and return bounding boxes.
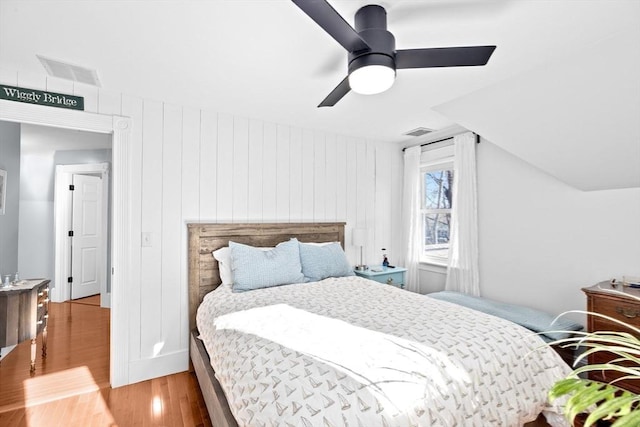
[0,297,211,426]
[70,294,101,307]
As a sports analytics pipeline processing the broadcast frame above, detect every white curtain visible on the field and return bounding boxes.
[445,132,480,295]
[401,146,422,293]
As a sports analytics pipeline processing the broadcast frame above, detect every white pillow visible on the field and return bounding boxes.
[212,245,275,285]
[303,241,337,246]
[212,247,233,285]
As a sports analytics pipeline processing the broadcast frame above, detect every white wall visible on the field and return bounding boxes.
[477,139,640,321]
[0,69,403,384]
[0,120,20,277]
[418,264,447,294]
[130,97,403,382]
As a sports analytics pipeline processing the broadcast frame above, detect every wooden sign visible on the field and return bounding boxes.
[0,84,84,111]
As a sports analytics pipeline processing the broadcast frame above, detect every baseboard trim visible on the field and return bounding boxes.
[101,292,111,308]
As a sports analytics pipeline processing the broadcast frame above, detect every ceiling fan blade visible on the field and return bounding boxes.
[292,0,370,53]
[318,76,350,107]
[396,46,496,69]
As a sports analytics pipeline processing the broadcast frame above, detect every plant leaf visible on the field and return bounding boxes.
[549,378,583,402]
[545,308,640,426]
[612,407,640,427]
[584,393,639,427]
[566,381,617,423]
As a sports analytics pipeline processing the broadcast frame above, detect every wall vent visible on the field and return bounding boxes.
[37,55,101,87]
[403,127,433,137]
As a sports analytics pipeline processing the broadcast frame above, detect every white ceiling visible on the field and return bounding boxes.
[1,0,638,190]
[20,124,112,154]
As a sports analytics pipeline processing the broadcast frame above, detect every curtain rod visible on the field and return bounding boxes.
[401,133,480,152]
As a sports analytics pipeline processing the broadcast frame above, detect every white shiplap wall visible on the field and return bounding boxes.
[0,69,403,384]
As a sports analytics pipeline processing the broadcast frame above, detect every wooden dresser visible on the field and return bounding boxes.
[583,282,640,393]
[0,279,50,372]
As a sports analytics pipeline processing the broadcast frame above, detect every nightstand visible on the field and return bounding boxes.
[583,282,640,393]
[354,267,406,289]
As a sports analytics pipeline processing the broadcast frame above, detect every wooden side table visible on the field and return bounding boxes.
[354,266,406,289]
[0,279,50,372]
[582,282,640,393]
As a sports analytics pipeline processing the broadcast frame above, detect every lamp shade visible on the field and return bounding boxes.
[352,228,367,247]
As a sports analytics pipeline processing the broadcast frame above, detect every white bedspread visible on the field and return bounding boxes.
[196,276,570,427]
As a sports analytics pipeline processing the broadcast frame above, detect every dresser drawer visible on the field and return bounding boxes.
[34,284,49,336]
[369,271,404,287]
[590,352,640,394]
[583,284,640,393]
[590,294,640,330]
[354,267,407,289]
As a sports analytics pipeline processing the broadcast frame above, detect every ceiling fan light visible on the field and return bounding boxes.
[348,65,395,95]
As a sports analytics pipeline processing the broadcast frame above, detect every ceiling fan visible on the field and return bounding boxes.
[292,0,496,107]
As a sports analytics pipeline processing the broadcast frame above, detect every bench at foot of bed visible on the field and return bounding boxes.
[428,291,583,367]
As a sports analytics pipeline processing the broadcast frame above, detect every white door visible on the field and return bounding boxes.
[71,174,103,299]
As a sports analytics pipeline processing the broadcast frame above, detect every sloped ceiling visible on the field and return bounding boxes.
[435,24,640,191]
[0,0,638,190]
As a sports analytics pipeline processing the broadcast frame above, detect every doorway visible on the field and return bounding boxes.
[54,163,111,306]
[0,99,133,387]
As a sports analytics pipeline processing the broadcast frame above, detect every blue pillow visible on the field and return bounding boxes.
[230,238,306,292]
[299,242,355,282]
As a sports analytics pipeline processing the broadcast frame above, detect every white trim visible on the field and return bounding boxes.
[53,163,109,306]
[421,160,454,173]
[420,144,454,165]
[0,99,131,388]
[419,261,447,273]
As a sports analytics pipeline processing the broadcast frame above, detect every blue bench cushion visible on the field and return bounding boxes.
[428,291,583,341]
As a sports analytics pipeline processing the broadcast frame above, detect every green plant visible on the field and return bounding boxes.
[548,304,640,427]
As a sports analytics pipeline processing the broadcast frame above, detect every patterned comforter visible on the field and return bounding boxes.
[196,276,570,427]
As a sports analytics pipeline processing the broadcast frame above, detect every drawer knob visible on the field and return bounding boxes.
[615,306,640,319]
[387,277,394,284]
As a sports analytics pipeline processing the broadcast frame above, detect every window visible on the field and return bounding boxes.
[421,161,454,263]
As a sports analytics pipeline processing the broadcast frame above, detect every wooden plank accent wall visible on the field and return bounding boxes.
[0,68,403,383]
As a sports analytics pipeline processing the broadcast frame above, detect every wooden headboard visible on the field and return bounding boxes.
[187,222,346,331]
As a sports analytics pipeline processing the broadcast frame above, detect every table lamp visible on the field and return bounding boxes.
[352,228,368,271]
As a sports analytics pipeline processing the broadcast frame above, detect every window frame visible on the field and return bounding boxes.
[420,159,454,265]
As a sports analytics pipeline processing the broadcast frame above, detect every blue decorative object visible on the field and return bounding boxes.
[299,242,355,282]
[230,238,306,292]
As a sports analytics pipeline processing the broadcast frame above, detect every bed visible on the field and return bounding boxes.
[188,222,570,427]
